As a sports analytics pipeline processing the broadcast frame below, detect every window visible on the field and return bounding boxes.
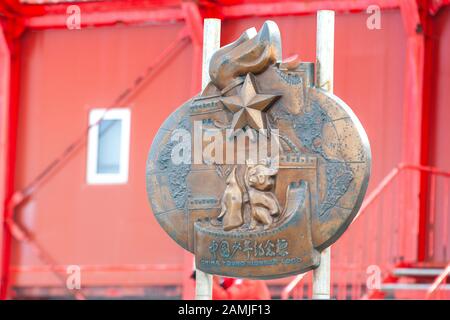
[86,108,131,184]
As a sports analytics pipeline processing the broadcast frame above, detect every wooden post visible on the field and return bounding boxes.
[312,10,334,300]
[195,18,221,300]
[201,19,221,91]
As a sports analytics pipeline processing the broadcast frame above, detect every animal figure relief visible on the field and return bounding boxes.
[217,166,244,231]
[245,161,281,230]
[218,161,282,232]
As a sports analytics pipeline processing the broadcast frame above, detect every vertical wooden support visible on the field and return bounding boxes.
[312,10,335,300]
[195,18,221,300]
[182,3,203,300]
[201,19,221,91]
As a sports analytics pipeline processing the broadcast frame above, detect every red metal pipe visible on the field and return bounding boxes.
[430,0,450,15]
[428,174,436,259]
[354,166,401,222]
[402,163,450,177]
[417,0,438,264]
[25,7,186,30]
[221,0,400,19]
[443,180,449,261]
[354,163,450,224]
[399,0,426,262]
[0,24,21,300]
[0,22,12,301]
[6,218,87,300]
[182,2,204,49]
[0,0,181,19]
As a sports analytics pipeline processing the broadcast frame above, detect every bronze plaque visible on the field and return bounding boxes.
[146,21,371,279]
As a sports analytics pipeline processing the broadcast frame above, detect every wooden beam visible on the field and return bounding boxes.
[312,10,335,300]
[195,18,221,300]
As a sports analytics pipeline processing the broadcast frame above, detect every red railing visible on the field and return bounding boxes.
[282,163,450,300]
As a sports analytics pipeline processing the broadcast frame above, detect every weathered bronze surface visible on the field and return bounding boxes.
[146,21,371,279]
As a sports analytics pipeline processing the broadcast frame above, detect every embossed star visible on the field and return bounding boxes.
[221,73,280,132]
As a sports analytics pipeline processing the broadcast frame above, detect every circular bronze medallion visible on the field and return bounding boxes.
[146,21,371,279]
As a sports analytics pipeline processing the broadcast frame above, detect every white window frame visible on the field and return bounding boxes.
[86,108,131,185]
